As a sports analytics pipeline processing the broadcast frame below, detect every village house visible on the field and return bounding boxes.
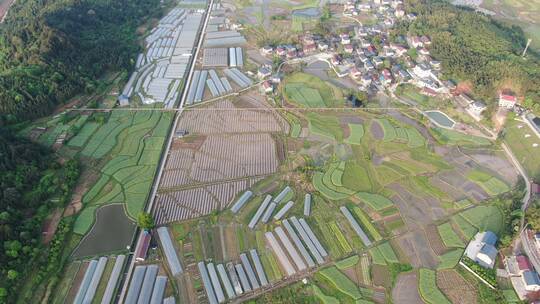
[261,80,273,94]
[466,100,487,121]
[499,93,518,109]
[465,231,498,269]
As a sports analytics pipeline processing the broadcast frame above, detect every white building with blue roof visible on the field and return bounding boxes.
[465,231,498,269]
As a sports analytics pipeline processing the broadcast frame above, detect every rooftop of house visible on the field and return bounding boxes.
[523,271,540,286]
[517,255,533,271]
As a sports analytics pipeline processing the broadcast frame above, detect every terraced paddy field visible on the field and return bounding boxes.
[21,109,174,259]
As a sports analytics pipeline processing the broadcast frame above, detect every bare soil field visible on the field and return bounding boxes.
[437,269,477,304]
[155,98,286,224]
[392,272,423,304]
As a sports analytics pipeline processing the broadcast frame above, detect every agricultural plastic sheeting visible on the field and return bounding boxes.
[289,217,324,264]
[304,194,311,216]
[231,190,253,213]
[195,70,208,102]
[207,263,225,303]
[229,47,237,67]
[227,263,243,295]
[273,201,294,220]
[74,259,98,304]
[264,232,296,276]
[299,218,328,257]
[274,186,291,204]
[101,254,126,304]
[149,276,167,304]
[275,226,307,271]
[248,195,272,229]
[137,264,158,304]
[82,256,108,303]
[340,206,372,246]
[234,264,252,292]
[220,77,233,92]
[209,70,226,95]
[125,266,147,304]
[236,47,243,67]
[224,69,248,88]
[186,70,200,104]
[240,253,260,289]
[216,264,235,298]
[157,227,183,276]
[261,202,277,223]
[249,249,269,286]
[206,79,219,97]
[197,262,218,304]
[282,219,316,267]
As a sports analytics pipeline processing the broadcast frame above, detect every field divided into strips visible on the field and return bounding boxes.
[283,72,343,107]
[351,206,383,241]
[459,205,504,235]
[335,255,359,270]
[284,84,326,107]
[373,118,425,148]
[318,266,373,303]
[312,285,340,304]
[307,113,343,141]
[431,127,492,146]
[312,214,352,258]
[344,123,364,145]
[355,192,394,211]
[437,249,464,270]
[466,170,510,196]
[418,269,451,304]
[74,111,173,235]
[437,223,465,248]
[369,242,399,265]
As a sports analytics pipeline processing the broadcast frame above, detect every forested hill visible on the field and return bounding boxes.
[0,0,161,121]
[396,0,540,108]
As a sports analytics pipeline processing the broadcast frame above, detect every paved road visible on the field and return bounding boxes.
[116,0,214,302]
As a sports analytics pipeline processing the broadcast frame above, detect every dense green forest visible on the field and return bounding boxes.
[0,125,79,303]
[394,0,540,108]
[0,0,162,121]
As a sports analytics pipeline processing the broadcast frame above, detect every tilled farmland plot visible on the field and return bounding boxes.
[155,99,284,224]
[154,178,261,224]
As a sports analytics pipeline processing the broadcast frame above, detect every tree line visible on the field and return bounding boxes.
[392,0,540,106]
[0,0,163,122]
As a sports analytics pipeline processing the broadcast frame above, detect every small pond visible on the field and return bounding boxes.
[424,110,455,129]
[292,7,321,18]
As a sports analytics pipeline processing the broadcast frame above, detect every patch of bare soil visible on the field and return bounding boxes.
[41,208,62,244]
[437,269,477,304]
[370,120,384,140]
[392,272,423,304]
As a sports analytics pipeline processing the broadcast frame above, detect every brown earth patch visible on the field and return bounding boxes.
[372,264,392,288]
[437,269,477,304]
[425,224,448,256]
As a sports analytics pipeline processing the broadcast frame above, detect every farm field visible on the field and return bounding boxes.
[283,72,344,108]
[70,110,173,238]
[155,97,287,224]
[503,118,540,177]
[418,268,451,304]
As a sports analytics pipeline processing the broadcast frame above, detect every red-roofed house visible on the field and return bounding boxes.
[499,93,518,108]
[517,255,533,274]
[135,230,151,262]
